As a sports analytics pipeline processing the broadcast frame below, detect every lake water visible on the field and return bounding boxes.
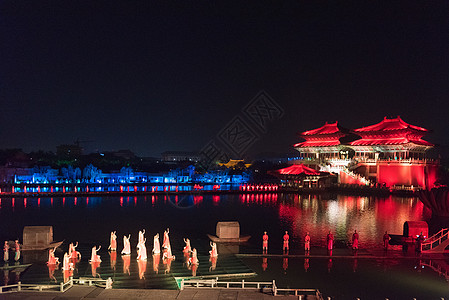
[0,193,448,299]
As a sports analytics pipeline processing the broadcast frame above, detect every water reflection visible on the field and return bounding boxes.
[163,257,173,274]
[262,257,268,271]
[137,259,146,279]
[352,258,358,273]
[327,258,332,273]
[47,262,58,282]
[209,256,217,272]
[122,255,130,275]
[278,194,429,248]
[90,261,100,277]
[109,251,116,271]
[152,253,160,274]
[304,254,309,272]
[282,256,288,272]
[0,193,435,253]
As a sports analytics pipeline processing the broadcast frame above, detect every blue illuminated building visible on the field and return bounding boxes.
[8,165,250,185]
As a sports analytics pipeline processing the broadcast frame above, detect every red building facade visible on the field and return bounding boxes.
[293,117,438,189]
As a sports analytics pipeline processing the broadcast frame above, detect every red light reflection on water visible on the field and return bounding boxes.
[194,195,203,205]
[278,195,426,248]
[0,193,429,250]
[240,193,278,205]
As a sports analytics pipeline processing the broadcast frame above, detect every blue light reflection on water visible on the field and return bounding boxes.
[3,184,242,194]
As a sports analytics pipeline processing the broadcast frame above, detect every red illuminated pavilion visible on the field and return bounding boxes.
[291,117,438,189]
[270,164,334,188]
[294,122,354,161]
[350,116,433,160]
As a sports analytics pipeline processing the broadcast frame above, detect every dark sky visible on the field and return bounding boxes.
[1,1,448,157]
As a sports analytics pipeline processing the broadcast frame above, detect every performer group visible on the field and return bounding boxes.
[3,227,405,285]
[260,229,363,254]
[29,227,221,283]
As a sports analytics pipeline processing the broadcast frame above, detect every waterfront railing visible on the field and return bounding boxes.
[180,278,324,299]
[0,278,73,294]
[74,277,109,287]
[276,288,324,299]
[421,228,449,253]
[0,277,111,294]
[180,278,275,290]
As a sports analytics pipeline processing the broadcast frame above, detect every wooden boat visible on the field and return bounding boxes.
[22,240,63,251]
[22,226,62,251]
[207,234,251,243]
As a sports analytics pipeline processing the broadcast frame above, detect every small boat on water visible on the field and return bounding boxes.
[207,234,251,243]
[21,240,63,251]
[207,221,251,244]
[21,226,63,251]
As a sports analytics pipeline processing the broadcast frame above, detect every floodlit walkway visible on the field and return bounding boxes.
[0,286,317,299]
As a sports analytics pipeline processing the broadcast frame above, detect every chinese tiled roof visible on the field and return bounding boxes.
[301,122,345,135]
[293,140,341,147]
[350,117,433,147]
[354,116,428,132]
[295,122,349,148]
[350,137,433,146]
[294,117,433,149]
[272,164,321,175]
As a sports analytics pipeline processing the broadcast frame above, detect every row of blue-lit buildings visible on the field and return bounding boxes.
[0,166,250,185]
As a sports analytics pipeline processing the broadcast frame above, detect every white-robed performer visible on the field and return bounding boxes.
[137,238,147,261]
[138,229,145,245]
[69,242,81,260]
[152,233,160,254]
[183,238,191,254]
[3,241,9,262]
[121,235,131,255]
[162,228,170,249]
[14,240,20,262]
[108,231,117,251]
[209,242,218,258]
[90,245,102,263]
[47,247,59,265]
[188,248,199,265]
[62,252,74,271]
[162,228,174,259]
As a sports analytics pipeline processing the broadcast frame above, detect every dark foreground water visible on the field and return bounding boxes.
[0,193,448,299]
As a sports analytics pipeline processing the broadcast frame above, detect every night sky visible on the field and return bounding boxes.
[1,1,448,158]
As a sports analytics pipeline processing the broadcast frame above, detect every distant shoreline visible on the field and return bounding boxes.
[0,183,419,198]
